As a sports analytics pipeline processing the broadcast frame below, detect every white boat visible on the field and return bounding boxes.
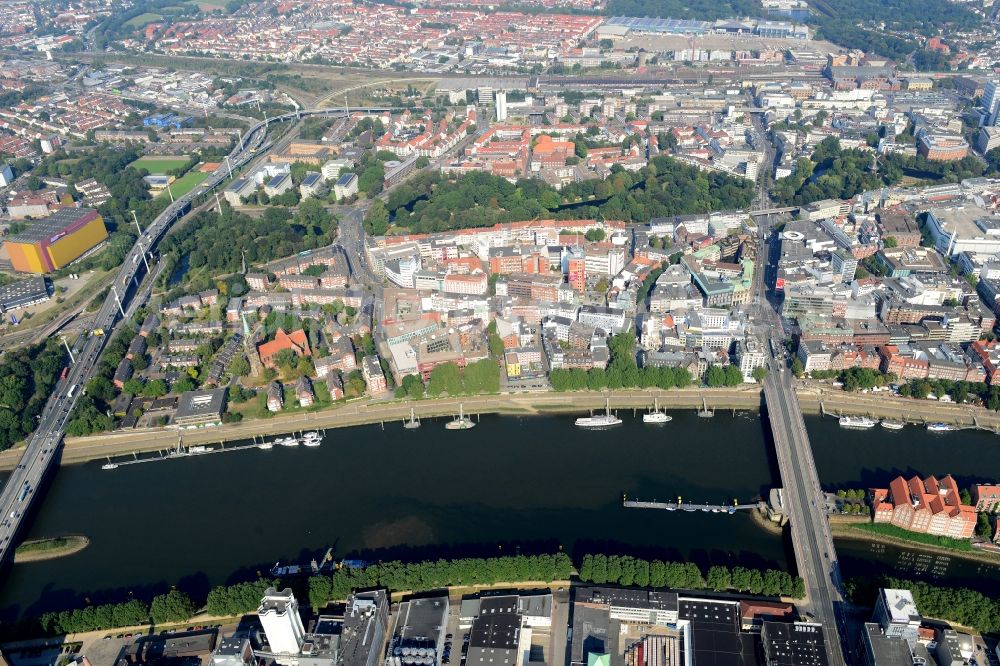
[927,422,958,432]
[839,415,877,429]
[278,436,300,447]
[258,441,274,450]
[302,433,321,448]
[643,398,672,424]
[445,404,476,430]
[189,445,211,454]
[880,420,905,430]
[403,408,421,429]
[101,457,118,470]
[302,431,320,440]
[576,398,623,429]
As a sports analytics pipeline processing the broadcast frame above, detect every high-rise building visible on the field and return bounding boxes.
[873,589,921,648]
[495,91,508,122]
[983,80,1000,125]
[258,587,306,658]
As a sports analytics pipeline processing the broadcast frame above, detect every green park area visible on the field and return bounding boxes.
[129,155,191,174]
[156,171,208,199]
[124,12,163,27]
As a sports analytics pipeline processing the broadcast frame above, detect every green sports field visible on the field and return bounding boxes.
[129,155,191,174]
[156,171,209,199]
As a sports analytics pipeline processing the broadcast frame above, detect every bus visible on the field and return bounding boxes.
[59,367,69,382]
[67,384,78,399]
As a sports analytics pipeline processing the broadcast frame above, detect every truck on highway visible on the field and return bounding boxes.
[18,482,30,502]
[67,384,78,399]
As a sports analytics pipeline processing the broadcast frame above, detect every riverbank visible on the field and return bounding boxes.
[4,384,1000,471]
[829,518,1000,566]
[13,536,89,563]
[748,508,785,536]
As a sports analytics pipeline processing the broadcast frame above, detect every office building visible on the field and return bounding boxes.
[983,80,1000,125]
[496,91,508,122]
[873,589,921,648]
[258,588,307,659]
[0,276,49,312]
[859,623,913,666]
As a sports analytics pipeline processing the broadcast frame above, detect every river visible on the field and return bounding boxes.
[0,410,998,621]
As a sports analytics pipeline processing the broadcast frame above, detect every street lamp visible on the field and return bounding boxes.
[110,285,125,318]
[60,335,75,364]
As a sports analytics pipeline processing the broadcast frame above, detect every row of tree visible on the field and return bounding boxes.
[39,589,196,635]
[308,554,573,610]
[550,365,693,392]
[578,554,805,598]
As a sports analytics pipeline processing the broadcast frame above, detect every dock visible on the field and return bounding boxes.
[623,499,757,513]
[105,441,264,468]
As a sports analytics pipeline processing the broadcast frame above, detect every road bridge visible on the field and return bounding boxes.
[750,206,798,216]
[764,370,847,666]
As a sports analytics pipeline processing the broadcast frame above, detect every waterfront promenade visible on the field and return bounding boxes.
[3,384,1000,471]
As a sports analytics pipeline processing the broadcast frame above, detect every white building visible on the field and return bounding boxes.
[874,588,921,649]
[0,164,13,188]
[495,90,508,122]
[983,80,1000,125]
[736,337,767,382]
[258,588,306,659]
[578,305,627,333]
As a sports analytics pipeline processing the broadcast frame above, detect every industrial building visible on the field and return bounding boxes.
[4,207,108,273]
[0,276,50,312]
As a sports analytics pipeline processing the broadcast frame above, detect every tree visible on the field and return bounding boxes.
[229,354,250,377]
[584,228,606,242]
[150,589,196,624]
[752,366,769,383]
[791,357,804,378]
[427,362,462,396]
[142,378,168,398]
[364,200,389,236]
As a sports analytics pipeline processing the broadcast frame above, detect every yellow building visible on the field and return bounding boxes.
[5,208,108,274]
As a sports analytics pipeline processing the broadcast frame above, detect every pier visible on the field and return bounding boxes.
[623,499,757,513]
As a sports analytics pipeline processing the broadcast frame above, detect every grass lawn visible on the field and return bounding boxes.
[156,171,208,199]
[129,155,191,174]
[853,522,973,552]
[124,12,163,27]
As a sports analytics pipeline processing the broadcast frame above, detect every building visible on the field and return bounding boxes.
[983,79,1000,125]
[295,376,315,407]
[258,588,306,660]
[299,172,327,199]
[266,381,284,412]
[174,388,228,427]
[258,328,311,368]
[362,355,387,394]
[977,126,1000,154]
[0,163,12,187]
[334,173,358,200]
[760,622,828,666]
[0,276,49,312]
[5,208,108,273]
[466,596,520,666]
[265,173,293,197]
[859,623,914,666]
[338,591,390,666]
[873,589,921,649]
[388,595,449,666]
[872,475,977,539]
[972,484,1000,512]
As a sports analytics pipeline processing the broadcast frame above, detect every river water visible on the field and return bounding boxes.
[1,410,998,621]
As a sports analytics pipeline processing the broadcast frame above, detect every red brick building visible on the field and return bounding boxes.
[872,474,977,539]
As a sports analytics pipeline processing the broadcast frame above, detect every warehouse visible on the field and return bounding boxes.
[0,276,50,312]
[4,208,108,273]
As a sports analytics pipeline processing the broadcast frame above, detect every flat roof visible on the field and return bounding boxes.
[0,276,48,309]
[7,207,99,244]
[175,387,227,420]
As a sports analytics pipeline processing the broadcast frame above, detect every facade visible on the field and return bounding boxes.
[5,208,108,273]
[362,355,388,394]
[873,589,921,648]
[334,173,359,200]
[872,475,977,539]
[0,276,49,312]
[258,588,306,659]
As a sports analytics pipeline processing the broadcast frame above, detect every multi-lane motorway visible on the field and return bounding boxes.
[0,104,422,567]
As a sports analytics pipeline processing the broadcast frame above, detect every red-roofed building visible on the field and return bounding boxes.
[257,328,311,368]
[872,474,977,539]
[973,484,1000,512]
